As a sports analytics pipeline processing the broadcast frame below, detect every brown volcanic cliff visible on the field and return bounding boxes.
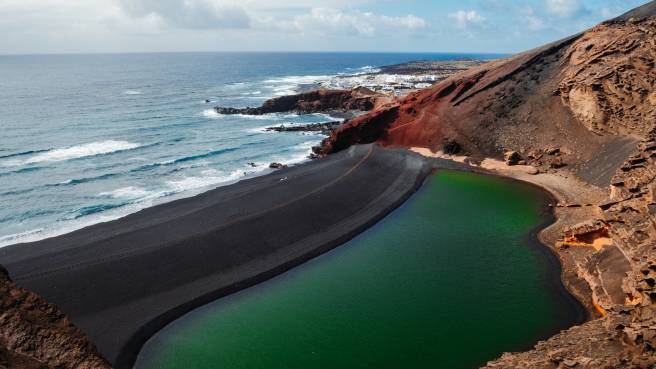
[322,2,656,368]
[0,266,112,369]
[214,87,390,115]
[320,2,655,160]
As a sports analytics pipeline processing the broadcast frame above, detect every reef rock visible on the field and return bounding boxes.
[265,121,342,135]
[269,162,287,169]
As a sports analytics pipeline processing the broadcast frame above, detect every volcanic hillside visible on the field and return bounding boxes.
[321,2,656,173]
[322,2,656,368]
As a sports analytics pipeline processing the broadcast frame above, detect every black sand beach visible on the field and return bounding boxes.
[0,144,441,369]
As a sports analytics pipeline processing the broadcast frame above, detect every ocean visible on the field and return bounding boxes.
[0,52,500,247]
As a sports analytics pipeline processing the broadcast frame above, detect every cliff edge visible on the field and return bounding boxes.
[0,266,112,369]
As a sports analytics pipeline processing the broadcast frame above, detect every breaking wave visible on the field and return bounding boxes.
[2,140,141,166]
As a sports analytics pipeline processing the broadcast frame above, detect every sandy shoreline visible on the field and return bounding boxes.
[411,147,605,317]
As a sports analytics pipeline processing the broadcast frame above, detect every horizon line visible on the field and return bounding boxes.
[0,50,512,58]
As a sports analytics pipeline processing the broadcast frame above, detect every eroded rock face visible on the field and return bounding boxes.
[214,88,387,116]
[0,266,112,369]
[319,14,656,166]
[559,19,656,136]
[482,305,656,369]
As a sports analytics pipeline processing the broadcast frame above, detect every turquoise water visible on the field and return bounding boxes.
[135,171,582,369]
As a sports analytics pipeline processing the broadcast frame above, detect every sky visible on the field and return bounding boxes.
[0,0,649,55]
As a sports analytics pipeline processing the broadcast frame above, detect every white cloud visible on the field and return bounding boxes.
[545,0,582,18]
[448,10,485,29]
[519,6,547,31]
[599,6,626,20]
[292,8,426,37]
[116,0,251,29]
[0,0,642,55]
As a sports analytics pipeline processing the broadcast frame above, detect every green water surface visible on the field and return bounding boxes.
[135,171,580,369]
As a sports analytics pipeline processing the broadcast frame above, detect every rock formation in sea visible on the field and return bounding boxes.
[265,121,342,135]
[214,87,390,116]
[0,266,113,369]
[319,2,656,367]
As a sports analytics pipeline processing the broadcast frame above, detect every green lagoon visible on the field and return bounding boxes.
[135,171,583,369]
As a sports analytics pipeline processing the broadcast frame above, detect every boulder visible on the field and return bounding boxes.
[550,156,566,168]
[443,140,462,155]
[546,147,561,155]
[504,151,522,166]
[269,162,288,169]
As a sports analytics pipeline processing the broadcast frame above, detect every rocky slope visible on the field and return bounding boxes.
[214,87,389,115]
[0,266,112,369]
[320,2,656,368]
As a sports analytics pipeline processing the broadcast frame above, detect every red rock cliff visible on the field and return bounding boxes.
[320,4,656,161]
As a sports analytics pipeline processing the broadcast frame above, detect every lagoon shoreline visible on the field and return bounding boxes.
[0,144,590,369]
[0,144,437,369]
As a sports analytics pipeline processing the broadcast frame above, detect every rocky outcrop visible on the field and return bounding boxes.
[318,2,656,368]
[214,87,387,116]
[268,162,287,169]
[265,121,341,135]
[559,18,656,136]
[483,305,656,369]
[504,151,522,166]
[0,266,112,369]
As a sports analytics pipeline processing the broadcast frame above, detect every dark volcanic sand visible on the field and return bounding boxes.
[0,144,437,369]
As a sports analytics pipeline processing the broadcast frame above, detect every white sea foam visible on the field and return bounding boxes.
[264,75,332,85]
[272,85,297,96]
[202,110,299,121]
[0,202,156,248]
[0,228,45,247]
[98,186,152,200]
[316,113,346,122]
[0,68,377,247]
[246,125,276,134]
[3,140,141,166]
[166,170,241,193]
[165,166,269,194]
[265,140,321,166]
[263,75,332,96]
[202,109,222,119]
[0,140,320,248]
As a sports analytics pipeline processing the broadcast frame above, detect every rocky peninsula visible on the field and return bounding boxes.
[213,87,389,116]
